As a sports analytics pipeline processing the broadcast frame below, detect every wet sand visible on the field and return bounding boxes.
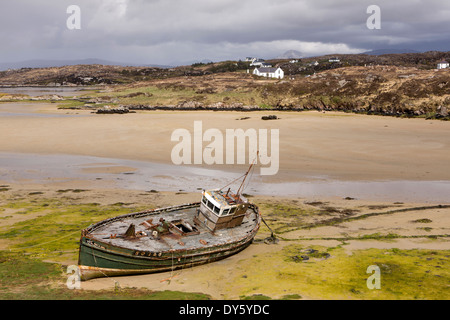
[0,104,449,182]
[1,102,450,202]
[1,152,450,202]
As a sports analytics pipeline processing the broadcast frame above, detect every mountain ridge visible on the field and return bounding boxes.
[277,50,303,59]
[362,48,421,55]
[0,58,173,71]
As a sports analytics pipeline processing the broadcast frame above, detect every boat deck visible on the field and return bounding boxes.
[86,206,259,253]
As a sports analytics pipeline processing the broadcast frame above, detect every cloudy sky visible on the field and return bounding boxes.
[1,0,449,65]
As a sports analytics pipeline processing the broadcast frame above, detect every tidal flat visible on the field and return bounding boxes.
[0,97,449,299]
[0,186,448,300]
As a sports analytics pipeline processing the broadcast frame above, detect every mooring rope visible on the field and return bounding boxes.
[91,245,120,288]
[249,203,277,244]
[3,230,80,252]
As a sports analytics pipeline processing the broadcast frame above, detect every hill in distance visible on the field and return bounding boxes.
[0,58,173,71]
[1,50,449,87]
[277,50,303,59]
[276,48,422,60]
[362,48,421,55]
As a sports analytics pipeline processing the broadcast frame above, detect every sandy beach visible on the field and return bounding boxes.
[1,102,450,182]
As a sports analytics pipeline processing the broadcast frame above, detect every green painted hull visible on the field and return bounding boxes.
[78,202,260,280]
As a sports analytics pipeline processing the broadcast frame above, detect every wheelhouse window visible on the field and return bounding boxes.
[207,200,214,211]
[203,196,220,216]
[203,195,236,217]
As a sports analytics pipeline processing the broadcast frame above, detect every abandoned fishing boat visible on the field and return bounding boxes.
[78,165,261,280]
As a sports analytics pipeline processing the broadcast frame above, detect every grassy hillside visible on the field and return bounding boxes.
[1,51,450,119]
[70,65,450,119]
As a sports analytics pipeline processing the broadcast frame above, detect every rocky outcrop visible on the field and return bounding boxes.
[113,98,449,120]
[436,105,448,117]
[124,103,262,111]
[261,115,278,120]
[30,94,64,101]
[96,106,130,114]
[0,94,64,101]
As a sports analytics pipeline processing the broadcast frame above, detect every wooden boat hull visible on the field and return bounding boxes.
[78,202,260,280]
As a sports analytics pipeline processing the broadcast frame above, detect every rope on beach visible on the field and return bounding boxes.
[92,246,121,289]
[3,230,80,252]
[262,221,278,243]
[249,202,278,245]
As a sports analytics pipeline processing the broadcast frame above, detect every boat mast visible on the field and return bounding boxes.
[235,151,258,199]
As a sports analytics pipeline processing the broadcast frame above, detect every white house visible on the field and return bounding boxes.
[437,60,449,69]
[250,58,265,67]
[260,62,272,67]
[329,57,340,63]
[253,67,284,79]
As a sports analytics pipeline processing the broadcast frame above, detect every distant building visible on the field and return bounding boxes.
[260,62,272,67]
[290,59,299,63]
[245,57,255,62]
[329,57,340,63]
[250,59,265,67]
[253,67,284,79]
[437,60,449,69]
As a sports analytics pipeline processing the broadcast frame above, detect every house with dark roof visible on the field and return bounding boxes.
[250,58,265,67]
[260,62,272,67]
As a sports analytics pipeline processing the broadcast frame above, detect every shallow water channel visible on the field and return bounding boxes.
[1,152,449,204]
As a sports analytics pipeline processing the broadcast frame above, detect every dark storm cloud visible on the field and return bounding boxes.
[0,0,449,65]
